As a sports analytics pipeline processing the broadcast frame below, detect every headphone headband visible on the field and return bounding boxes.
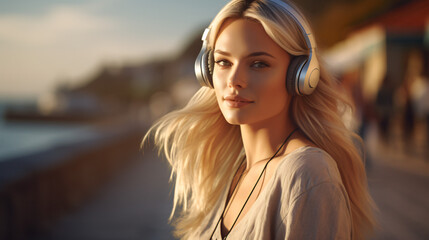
[269,0,316,51]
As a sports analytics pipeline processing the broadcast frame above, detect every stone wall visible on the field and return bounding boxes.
[0,127,144,240]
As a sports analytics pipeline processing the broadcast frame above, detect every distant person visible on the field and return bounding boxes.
[375,76,395,141]
[144,0,375,239]
[412,75,429,149]
[400,77,416,145]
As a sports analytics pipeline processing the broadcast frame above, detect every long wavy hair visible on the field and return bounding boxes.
[144,0,376,239]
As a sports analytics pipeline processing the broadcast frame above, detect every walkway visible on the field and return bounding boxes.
[33,150,174,240]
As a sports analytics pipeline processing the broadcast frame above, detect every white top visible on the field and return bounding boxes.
[189,146,352,240]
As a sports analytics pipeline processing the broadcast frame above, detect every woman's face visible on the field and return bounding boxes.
[213,18,291,126]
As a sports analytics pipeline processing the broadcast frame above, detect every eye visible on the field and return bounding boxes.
[215,59,232,67]
[251,61,269,69]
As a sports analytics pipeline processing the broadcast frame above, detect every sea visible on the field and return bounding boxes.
[0,99,101,162]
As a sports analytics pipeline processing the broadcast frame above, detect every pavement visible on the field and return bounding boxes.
[368,162,429,240]
[33,149,175,240]
[33,123,428,240]
[365,122,429,240]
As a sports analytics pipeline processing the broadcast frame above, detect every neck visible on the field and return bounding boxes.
[240,112,296,170]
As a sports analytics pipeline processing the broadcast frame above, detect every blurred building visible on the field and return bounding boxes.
[324,0,429,143]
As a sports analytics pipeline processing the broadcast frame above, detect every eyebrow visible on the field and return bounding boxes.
[214,50,276,59]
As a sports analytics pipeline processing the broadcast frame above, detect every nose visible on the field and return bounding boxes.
[227,64,247,89]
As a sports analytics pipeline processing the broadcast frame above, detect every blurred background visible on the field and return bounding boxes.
[0,0,427,239]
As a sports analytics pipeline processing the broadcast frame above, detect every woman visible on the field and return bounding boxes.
[144,0,375,239]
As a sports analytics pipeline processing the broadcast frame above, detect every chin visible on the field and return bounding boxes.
[221,111,250,125]
[224,118,242,125]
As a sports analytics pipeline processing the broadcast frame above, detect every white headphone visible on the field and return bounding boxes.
[194,0,320,96]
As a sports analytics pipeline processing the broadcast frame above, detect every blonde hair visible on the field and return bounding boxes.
[144,0,376,239]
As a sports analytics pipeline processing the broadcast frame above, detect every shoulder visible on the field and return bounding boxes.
[272,147,352,233]
[275,146,344,198]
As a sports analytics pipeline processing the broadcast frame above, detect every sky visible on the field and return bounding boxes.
[0,0,229,99]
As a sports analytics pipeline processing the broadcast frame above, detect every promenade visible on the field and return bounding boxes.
[33,149,175,240]
[33,124,428,240]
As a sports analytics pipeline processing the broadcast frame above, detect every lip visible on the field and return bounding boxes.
[223,95,254,108]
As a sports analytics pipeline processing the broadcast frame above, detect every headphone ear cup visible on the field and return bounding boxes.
[195,46,214,88]
[206,49,214,87]
[286,55,308,95]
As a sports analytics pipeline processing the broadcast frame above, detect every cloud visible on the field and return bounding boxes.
[0,1,194,98]
[0,4,152,98]
[0,5,116,46]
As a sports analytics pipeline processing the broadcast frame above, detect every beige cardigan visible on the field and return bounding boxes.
[190,146,352,240]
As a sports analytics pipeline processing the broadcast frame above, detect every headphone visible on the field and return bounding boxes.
[194,0,320,96]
